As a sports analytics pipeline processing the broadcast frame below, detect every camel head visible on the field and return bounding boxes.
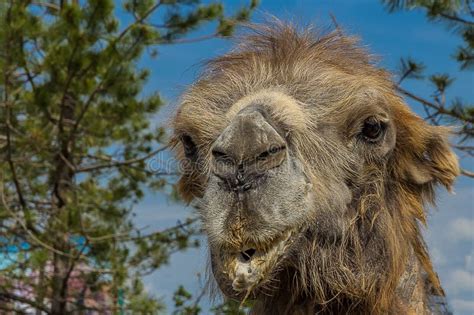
[171,22,459,313]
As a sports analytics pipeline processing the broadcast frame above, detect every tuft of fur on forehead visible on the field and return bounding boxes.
[171,21,459,313]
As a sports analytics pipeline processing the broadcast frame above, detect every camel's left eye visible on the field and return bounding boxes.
[361,118,386,143]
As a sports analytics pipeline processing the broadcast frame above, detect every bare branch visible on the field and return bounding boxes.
[421,103,439,125]
[398,67,415,85]
[329,12,343,37]
[76,145,168,173]
[453,145,474,151]
[461,169,474,178]
[160,33,220,45]
[0,291,51,314]
[89,217,199,243]
[137,218,199,241]
[439,12,474,26]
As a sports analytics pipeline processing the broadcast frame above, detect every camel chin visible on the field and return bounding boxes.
[222,229,295,294]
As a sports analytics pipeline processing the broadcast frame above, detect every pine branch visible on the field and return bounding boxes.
[30,1,60,12]
[116,1,164,43]
[66,37,147,148]
[396,86,474,124]
[3,2,27,212]
[0,177,79,259]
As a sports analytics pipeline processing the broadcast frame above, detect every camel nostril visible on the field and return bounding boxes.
[241,248,256,261]
[256,145,286,161]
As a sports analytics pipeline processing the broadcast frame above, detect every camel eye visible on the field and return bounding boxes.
[181,134,198,159]
[361,118,386,143]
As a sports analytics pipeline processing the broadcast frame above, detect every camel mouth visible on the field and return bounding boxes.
[222,229,295,294]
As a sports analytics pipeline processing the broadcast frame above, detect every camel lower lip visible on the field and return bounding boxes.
[225,230,294,293]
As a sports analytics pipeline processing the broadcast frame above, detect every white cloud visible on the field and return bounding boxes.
[431,247,447,266]
[451,299,474,314]
[445,269,474,294]
[465,252,474,273]
[448,218,474,242]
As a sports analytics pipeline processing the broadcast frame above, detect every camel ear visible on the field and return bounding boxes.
[409,129,459,188]
[393,105,459,189]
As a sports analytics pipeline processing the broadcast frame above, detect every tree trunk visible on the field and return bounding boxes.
[50,92,76,314]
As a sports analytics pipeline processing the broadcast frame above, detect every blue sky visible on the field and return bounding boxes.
[126,1,474,313]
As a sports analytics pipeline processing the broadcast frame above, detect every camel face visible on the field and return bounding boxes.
[195,86,399,299]
[171,23,459,313]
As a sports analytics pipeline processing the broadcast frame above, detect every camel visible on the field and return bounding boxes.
[171,22,459,314]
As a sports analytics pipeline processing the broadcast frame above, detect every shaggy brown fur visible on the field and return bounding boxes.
[171,22,459,314]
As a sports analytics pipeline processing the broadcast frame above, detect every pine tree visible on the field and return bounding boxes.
[381,0,473,177]
[0,0,257,313]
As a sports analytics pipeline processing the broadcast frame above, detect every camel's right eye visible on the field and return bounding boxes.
[181,134,198,159]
